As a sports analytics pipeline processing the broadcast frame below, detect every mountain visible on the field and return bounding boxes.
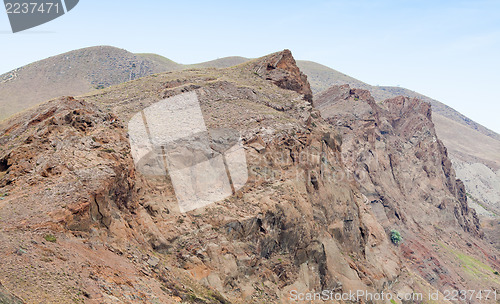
[1,50,499,303]
[137,54,250,70]
[296,60,373,94]
[185,56,250,69]
[315,84,500,291]
[134,53,185,71]
[297,60,500,224]
[297,61,500,142]
[0,47,254,124]
[0,46,182,123]
[1,46,498,219]
[373,86,500,143]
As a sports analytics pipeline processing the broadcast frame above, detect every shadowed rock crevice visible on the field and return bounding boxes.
[0,157,10,172]
[316,85,482,237]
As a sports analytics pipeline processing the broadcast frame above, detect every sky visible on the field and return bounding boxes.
[1,0,499,134]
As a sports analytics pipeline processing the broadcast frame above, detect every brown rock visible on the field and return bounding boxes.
[250,49,313,102]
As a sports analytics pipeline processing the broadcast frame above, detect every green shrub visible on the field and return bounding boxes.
[44,234,57,243]
[390,229,402,245]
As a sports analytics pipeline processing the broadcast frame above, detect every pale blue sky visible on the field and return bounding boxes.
[1,0,499,133]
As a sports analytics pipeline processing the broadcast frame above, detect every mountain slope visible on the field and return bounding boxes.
[186,56,250,69]
[0,48,252,124]
[134,53,185,71]
[296,60,373,94]
[297,60,500,143]
[300,60,500,225]
[137,54,250,70]
[1,50,499,303]
[0,46,176,122]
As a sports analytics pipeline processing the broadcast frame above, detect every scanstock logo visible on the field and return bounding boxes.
[4,0,79,33]
[128,91,249,213]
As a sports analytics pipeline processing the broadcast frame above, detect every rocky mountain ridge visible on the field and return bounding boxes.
[0,50,499,303]
[296,61,500,143]
[303,62,500,249]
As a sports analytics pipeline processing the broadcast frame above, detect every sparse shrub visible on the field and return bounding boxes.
[390,229,402,245]
[44,234,57,243]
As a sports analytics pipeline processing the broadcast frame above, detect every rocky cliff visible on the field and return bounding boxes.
[316,85,500,300]
[0,51,499,304]
[317,85,481,236]
[248,49,313,103]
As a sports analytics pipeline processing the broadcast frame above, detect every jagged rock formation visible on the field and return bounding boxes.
[297,60,500,143]
[249,49,313,103]
[0,51,499,304]
[297,61,500,241]
[316,85,500,296]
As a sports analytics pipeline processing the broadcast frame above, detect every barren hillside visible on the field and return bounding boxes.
[0,46,177,122]
[1,50,499,303]
[303,61,500,228]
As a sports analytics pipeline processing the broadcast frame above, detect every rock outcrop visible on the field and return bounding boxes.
[316,85,482,237]
[316,85,500,296]
[248,49,313,102]
[0,51,499,303]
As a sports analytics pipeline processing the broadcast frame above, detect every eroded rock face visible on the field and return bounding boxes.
[0,53,402,303]
[315,85,499,294]
[0,97,137,232]
[0,52,498,304]
[316,86,482,235]
[250,49,313,102]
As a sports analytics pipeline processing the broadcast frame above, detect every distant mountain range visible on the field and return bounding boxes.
[294,60,500,222]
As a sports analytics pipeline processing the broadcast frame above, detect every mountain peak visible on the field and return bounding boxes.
[245,49,313,102]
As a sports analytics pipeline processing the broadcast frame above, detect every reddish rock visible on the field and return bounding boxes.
[250,49,313,102]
